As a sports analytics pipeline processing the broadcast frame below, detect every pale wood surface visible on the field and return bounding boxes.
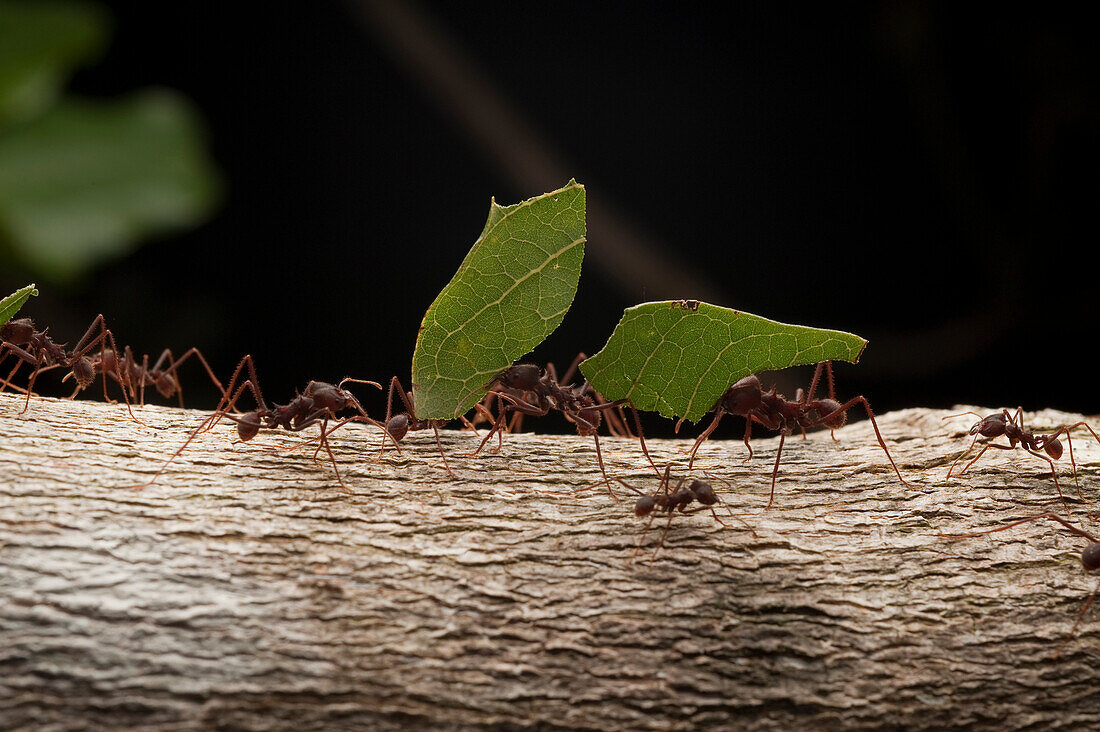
[2,391,1099,730]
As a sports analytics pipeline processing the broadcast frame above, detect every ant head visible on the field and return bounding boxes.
[386,413,410,442]
[1,317,34,345]
[238,411,263,441]
[689,479,718,506]
[813,398,847,429]
[1083,543,1100,573]
[1044,437,1064,461]
[491,364,542,391]
[635,494,659,517]
[720,375,763,415]
[155,372,178,399]
[971,414,1006,438]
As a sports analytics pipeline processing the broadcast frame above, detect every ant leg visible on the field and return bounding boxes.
[162,346,230,407]
[557,352,588,385]
[817,395,919,488]
[684,409,725,469]
[959,443,994,475]
[741,419,755,462]
[1056,581,1100,658]
[430,423,455,478]
[946,434,982,480]
[308,416,351,493]
[766,431,788,509]
[627,405,662,478]
[376,376,407,460]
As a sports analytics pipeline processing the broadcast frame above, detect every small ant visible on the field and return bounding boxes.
[377,376,455,477]
[942,513,1100,655]
[471,360,654,495]
[141,355,381,490]
[681,361,915,508]
[945,408,1100,510]
[2,315,224,422]
[630,465,753,562]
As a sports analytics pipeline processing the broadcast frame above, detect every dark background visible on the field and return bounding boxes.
[5,1,1098,433]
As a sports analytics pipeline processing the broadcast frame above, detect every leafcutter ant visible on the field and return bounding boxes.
[140,355,381,490]
[681,361,915,508]
[945,408,1100,510]
[630,465,754,562]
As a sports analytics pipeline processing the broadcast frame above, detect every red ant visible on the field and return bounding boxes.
[469,353,633,441]
[140,355,381,490]
[2,316,224,421]
[945,408,1100,510]
[470,361,655,496]
[85,344,226,409]
[681,361,915,508]
[942,513,1100,655]
[376,376,456,477]
[1,315,120,413]
[629,465,754,562]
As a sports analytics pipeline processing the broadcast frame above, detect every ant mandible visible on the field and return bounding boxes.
[141,355,381,490]
[943,512,1100,656]
[945,408,1100,510]
[682,361,915,508]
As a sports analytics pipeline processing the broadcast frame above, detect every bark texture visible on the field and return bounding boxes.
[2,392,1099,730]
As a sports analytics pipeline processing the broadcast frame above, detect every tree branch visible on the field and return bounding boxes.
[2,392,1098,729]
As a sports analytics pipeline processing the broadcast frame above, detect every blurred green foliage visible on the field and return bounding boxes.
[0,0,219,284]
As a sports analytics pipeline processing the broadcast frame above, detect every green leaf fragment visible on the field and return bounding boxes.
[411,180,586,420]
[580,300,867,423]
[0,0,109,127]
[0,282,37,326]
[0,91,221,282]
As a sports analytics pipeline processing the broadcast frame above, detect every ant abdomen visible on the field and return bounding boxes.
[689,479,718,506]
[635,494,659,517]
[155,372,178,399]
[71,357,95,390]
[1082,543,1100,572]
[386,414,411,442]
[813,398,847,429]
[971,415,1007,438]
[238,411,263,441]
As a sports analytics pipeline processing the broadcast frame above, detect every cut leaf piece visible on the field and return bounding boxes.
[580,300,867,423]
[412,180,586,420]
[0,282,37,326]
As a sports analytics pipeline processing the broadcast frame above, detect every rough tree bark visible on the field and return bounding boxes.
[1,391,1098,730]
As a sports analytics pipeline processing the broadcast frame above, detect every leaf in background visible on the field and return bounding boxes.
[411,180,586,420]
[0,282,37,326]
[580,300,867,423]
[0,91,221,283]
[0,0,108,128]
